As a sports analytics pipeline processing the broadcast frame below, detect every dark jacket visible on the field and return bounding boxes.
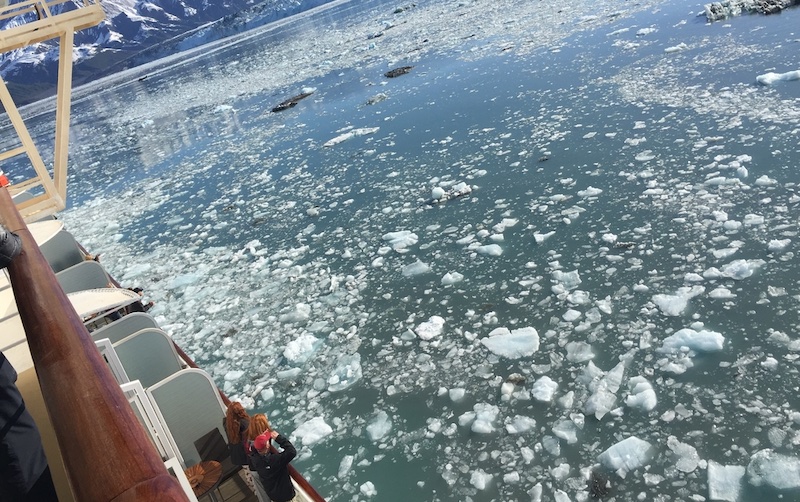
[250,434,297,502]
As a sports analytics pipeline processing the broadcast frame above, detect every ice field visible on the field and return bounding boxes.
[7,0,800,500]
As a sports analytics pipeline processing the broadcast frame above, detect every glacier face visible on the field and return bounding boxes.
[0,0,335,104]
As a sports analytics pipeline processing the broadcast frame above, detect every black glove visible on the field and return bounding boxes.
[0,224,21,269]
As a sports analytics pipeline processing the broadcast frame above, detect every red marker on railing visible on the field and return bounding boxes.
[0,170,9,188]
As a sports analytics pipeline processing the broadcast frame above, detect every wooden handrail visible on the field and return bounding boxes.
[0,187,189,502]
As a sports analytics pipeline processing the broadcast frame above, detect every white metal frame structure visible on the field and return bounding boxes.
[0,0,104,221]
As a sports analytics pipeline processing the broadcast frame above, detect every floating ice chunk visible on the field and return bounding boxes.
[755,175,777,186]
[762,357,778,371]
[360,481,377,497]
[529,483,543,501]
[747,449,800,489]
[553,489,571,502]
[635,150,656,161]
[383,230,418,251]
[506,415,537,434]
[338,455,354,478]
[552,270,582,291]
[283,333,321,364]
[659,328,725,353]
[598,436,654,478]
[441,271,464,285]
[584,361,625,419]
[552,419,579,444]
[476,244,503,256]
[534,231,556,244]
[449,388,466,402]
[366,411,392,441]
[493,218,519,233]
[532,376,558,402]
[480,327,540,359]
[756,70,800,85]
[668,436,700,472]
[168,273,202,289]
[280,303,312,323]
[328,353,363,392]
[636,27,657,36]
[664,42,688,53]
[503,472,520,484]
[292,416,333,446]
[602,233,617,243]
[652,286,705,316]
[768,239,791,251]
[744,214,764,226]
[578,186,603,197]
[721,259,764,280]
[323,127,380,147]
[415,315,445,340]
[709,287,736,299]
[470,469,493,490]
[712,247,739,259]
[402,260,431,276]
[431,186,446,200]
[625,376,656,411]
[565,341,594,363]
[459,403,499,433]
[566,290,590,305]
[562,309,581,322]
[708,461,745,502]
[224,370,245,382]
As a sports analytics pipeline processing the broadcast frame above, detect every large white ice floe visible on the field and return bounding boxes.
[598,436,654,478]
[459,403,500,433]
[323,126,380,147]
[625,376,656,411]
[746,449,800,490]
[651,285,705,316]
[366,411,392,441]
[382,230,418,251]
[415,315,445,340]
[707,461,745,502]
[327,353,362,392]
[583,360,625,419]
[659,328,725,354]
[756,70,800,85]
[480,327,540,359]
[292,416,333,446]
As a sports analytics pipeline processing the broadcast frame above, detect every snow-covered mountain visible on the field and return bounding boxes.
[0,0,335,105]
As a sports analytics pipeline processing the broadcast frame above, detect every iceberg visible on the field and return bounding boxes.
[598,436,654,478]
[480,327,540,359]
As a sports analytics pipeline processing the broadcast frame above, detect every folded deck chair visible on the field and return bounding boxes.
[56,260,111,294]
[67,288,140,320]
[147,369,229,468]
[90,312,159,342]
[113,329,184,388]
[39,229,85,273]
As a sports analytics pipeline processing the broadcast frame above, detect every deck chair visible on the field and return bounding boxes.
[113,329,184,388]
[39,230,85,273]
[147,369,229,468]
[90,312,159,343]
[56,260,111,294]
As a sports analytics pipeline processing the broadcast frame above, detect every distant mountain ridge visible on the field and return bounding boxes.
[0,0,336,105]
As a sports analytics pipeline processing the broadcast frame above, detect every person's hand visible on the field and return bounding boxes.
[270,430,279,439]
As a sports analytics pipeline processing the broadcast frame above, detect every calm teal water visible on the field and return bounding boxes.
[8,0,800,500]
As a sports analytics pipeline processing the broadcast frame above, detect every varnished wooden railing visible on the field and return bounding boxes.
[0,187,189,501]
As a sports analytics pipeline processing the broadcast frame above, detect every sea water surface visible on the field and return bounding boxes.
[7,0,800,500]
